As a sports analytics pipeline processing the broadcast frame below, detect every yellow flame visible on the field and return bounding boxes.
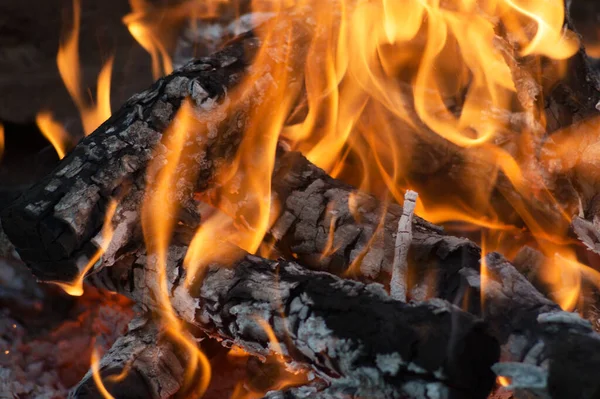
[54,200,118,296]
[135,0,592,360]
[57,0,113,135]
[35,112,70,159]
[123,0,232,79]
[91,347,116,399]
[142,100,211,396]
[183,7,298,286]
[497,375,511,387]
[125,20,172,80]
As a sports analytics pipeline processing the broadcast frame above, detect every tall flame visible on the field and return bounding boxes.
[141,100,211,396]
[121,4,600,397]
[57,0,113,135]
[91,346,116,399]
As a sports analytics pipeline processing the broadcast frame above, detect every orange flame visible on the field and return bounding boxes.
[141,100,211,396]
[54,200,118,296]
[57,0,113,135]
[35,112,70,159]
[91,346,116,399]
[123,0,232,79]
[130,0,593,374]
[497,375,511,387]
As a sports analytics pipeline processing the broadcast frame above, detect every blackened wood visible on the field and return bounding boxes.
[70,315,186,399]
[466,253,600,399]
[270,151,471,281]
[268,151,600,399]
[89,243,499,399]
[0,33,257,282]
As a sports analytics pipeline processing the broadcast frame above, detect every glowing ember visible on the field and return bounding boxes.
[497,375,511,387]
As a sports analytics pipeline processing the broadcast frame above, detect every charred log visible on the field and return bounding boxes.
[0,32,256,282]
[0,16,313,283]
[87,243,499,399]
[268,151,600,399]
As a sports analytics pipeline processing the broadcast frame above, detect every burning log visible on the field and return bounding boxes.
[87,242,499,399]
[3,3,600,398]
[70,315,186,399]
[269,152,600,399]
[0,32,258,283]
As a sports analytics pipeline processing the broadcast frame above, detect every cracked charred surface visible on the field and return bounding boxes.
[89,243,499,399]
[268,152,600,399]
[0,32,260,282]
[464,253,600,399]
[70,315,186,399]
[270,151,477,286]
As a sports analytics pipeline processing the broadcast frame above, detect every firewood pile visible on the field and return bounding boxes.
[3,1,600,399]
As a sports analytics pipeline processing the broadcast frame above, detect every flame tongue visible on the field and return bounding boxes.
[57,0,113,136]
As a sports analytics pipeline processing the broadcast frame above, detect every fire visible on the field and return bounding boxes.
[497,375,511,387]
[91,346,115,399]
[35,112,70,159]
[57,0,113,136]
[123,0,234,79]
[141,100,211,396]
[86,0,600,393]
[54,200,118,296]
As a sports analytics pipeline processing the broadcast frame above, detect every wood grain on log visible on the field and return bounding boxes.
[88,242,499,399]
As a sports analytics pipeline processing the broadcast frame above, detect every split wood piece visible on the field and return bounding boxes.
[88,243,499,399]
[268,152,600,399]
[70,315,186,399]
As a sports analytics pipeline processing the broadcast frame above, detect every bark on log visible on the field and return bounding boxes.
[88,242,499,399]
[0,12,313,283]
[269,151,474,282]
[0,32,258,282]
[70,315,186,399]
